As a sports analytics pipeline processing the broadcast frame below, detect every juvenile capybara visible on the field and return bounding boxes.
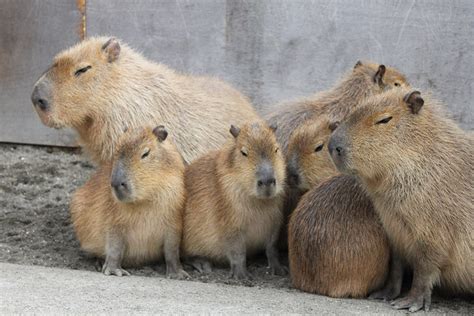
[329,88,474,311]
[264,60,409,153]
[182,122,287,279]
[70,125,187,278]
[31,36,259,164]
[286,116,389,297]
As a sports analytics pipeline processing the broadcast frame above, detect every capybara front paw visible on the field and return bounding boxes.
[230,267,252,280]
[391,292,431,313]
[167,268,190,280]
[269,263,288,276]
[102,266,130,277]
[369,285,401,301]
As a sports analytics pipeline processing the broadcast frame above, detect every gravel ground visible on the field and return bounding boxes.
[0,143,472,313]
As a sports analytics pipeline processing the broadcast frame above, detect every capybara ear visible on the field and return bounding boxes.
[354,60,363,69]
[230,125,240,138]
[153,125,168,142]
[102,38,121,63]
[269,123,278,133]
[329,121,340,132]
[374,65,386,86]
[403,90,424,114]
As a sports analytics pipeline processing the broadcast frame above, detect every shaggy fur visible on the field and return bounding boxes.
[182,121,287,278]
[70,126,186,277]
[32,36,259,164]
[330,88,474,311]
[289,175,390,298]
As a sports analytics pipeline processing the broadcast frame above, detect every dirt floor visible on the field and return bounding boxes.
[0,143,472,312]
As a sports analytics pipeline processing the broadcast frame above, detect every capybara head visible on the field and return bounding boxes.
[351,60,409,94]
[286,116,339,191]
[111,125,183,203]
[31,37,123,128]
[227,122,286,199]
[329,88,426,184]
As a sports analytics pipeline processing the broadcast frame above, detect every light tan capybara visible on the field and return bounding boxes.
[329,88,474,311]
[70,126,187,278]
[182,121,287,279]
[286,116,389,298]
[31,36,259,164]
[264,60,409,154]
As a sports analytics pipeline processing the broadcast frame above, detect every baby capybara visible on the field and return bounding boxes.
[287,116,389,298]
[71,126,187,278]
[329,88,474,311]
[182,122,287,279]
[31,37,259,164]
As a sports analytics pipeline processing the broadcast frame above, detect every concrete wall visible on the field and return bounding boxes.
[1,0,472,146]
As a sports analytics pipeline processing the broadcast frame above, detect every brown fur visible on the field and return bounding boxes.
[32,36,259,164]
[264,61,409,154]
[330,88,474,310]
[70,126,185,271]
[182,121,286,278]
[289,175,390,298]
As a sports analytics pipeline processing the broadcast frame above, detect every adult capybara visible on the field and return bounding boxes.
[182,122,287,279]
[286,116,389,297]
[264,60,409,153]
[31,36,259,164]
[329,88,474,311]
[70,125,187,278]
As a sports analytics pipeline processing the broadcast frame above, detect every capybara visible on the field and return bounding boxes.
[289,175,390,298]
[70,125,187,278]
[286,116,389,297]
[329,88,474,311]
[31,36,259,164]
[264,60,409,153]
[182,122,287,279]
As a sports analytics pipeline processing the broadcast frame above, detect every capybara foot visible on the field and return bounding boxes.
[230,266,252,280]
[269,263,288,276]
[369,284,401,301]
[167,268,190,280]
[391,291,431,313]
[102,265,130,277]
[189,258,213,274]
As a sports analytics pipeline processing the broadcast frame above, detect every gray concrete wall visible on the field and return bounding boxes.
[1,0,472,146]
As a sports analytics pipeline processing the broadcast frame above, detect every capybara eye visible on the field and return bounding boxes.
[141,149,150,159]
[376,116,393,125]
[74,65,92,77]
[394,82,401,87]
[275,147,279,153]
[241,149,248,157]
[315,144,324,152]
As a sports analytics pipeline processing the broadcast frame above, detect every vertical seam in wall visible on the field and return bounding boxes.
[76,0,87,40]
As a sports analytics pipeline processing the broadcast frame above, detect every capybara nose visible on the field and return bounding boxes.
[335,146,344,156]
[31,86,49,111]
[258,177,276,187]
[111,179,128,191]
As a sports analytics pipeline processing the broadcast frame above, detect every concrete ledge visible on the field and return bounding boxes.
[1,263,472,314]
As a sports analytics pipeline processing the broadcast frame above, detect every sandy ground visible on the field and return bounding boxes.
[0,143,472,313]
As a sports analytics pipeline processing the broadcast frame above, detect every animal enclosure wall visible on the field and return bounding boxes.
[1,0,473,146]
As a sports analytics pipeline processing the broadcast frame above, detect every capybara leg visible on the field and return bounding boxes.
[226,235,251,280]
[391,262,437,312]
[265,224,287,276]
[370,254,403,300]
[102,230,130,277]
[164,233,189,280]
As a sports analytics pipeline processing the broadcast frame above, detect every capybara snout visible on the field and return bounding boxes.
[255,160,277,198]
[110,160,131,202]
